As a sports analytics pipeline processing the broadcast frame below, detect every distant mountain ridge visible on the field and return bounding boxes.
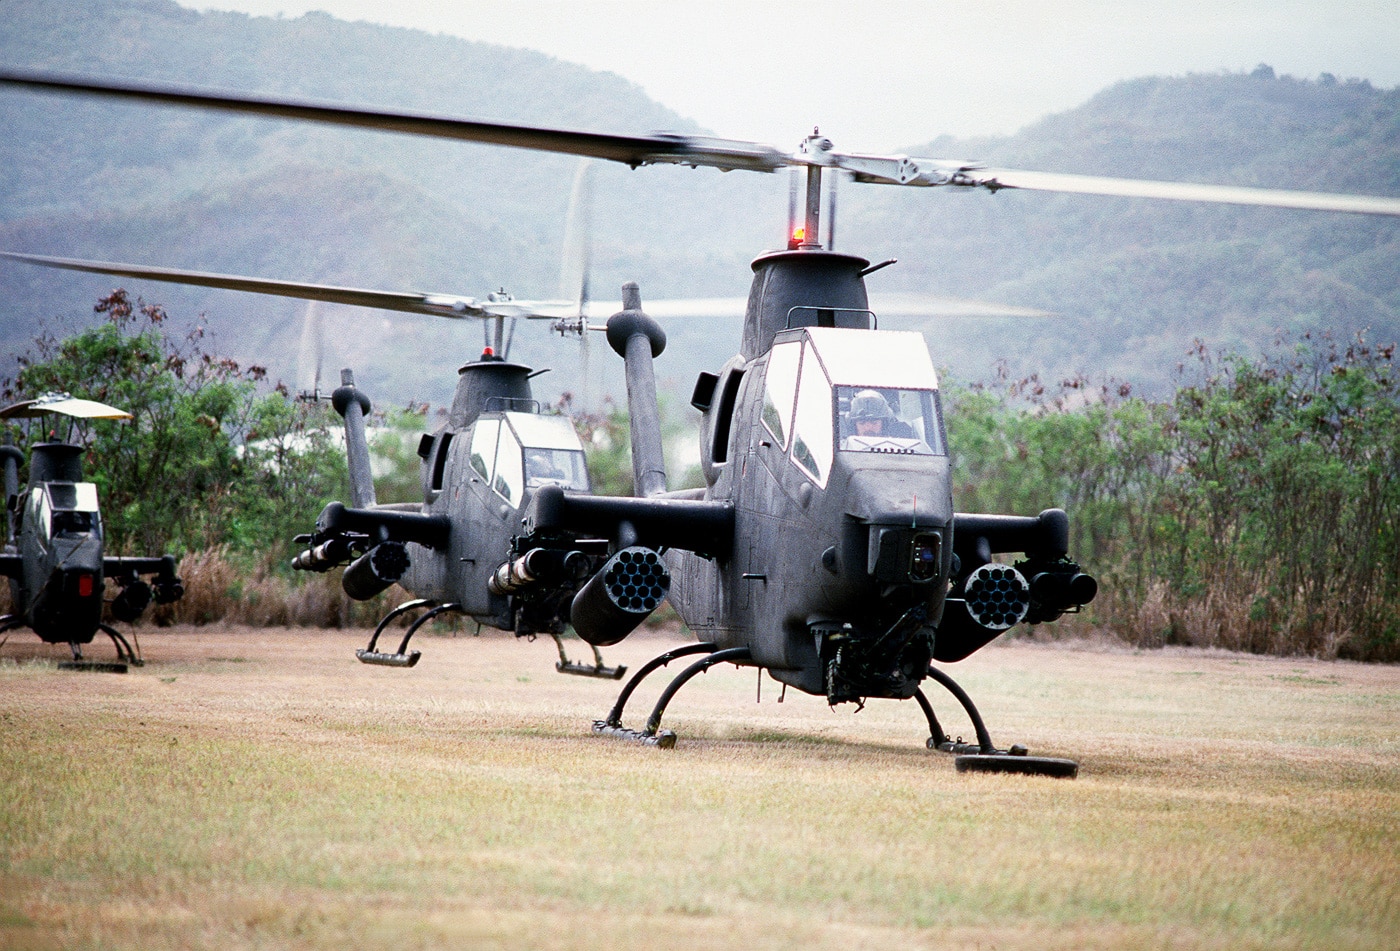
[3,0,1397,405]
[851,68,1400,385]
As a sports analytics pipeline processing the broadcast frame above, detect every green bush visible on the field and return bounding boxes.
[945,336,1399,660]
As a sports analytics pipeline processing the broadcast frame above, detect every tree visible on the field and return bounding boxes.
[5,291,346,561]
[942,334,1400,660]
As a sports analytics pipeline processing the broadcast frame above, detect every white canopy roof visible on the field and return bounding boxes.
[801,328,940,389]
[0,393,132,420]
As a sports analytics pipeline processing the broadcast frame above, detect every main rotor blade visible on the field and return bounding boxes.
[869,293,1055,319]
[820,147,1400,217]
[0,251,571,320]
[958,167,1400,217]
[296,300,324,397]
[4,68,1396,218]
[576,294,1052,320]
[559,161,595,307]
[813,145,1400,218]
[0,69,788,173]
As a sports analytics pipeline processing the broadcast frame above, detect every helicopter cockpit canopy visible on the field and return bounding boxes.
[468,411,590,505]
[27,481,100,541]
[836,385,945,456]
[761,328,946,487]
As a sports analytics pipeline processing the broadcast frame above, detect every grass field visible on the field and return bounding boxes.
[2,624,1397,950]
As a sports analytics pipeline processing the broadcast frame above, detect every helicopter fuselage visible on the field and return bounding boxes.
[1,441,183,648]
[11,478,106,643]
[671,325,956,698]
[298,361,600,641]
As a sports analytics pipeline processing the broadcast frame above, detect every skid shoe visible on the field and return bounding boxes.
[357,599,462,667]
[551,633,627,679]
[953,753,1079,778]
[592,643,754,747]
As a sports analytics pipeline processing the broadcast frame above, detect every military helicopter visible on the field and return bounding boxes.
[2,70,1398,775]
[275,295,613,679]
[0,394,184,672]
[0,167,1033,685]
[301,360,630,678]
[0,159,660,680]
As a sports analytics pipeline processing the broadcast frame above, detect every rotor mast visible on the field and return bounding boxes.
[796,130,839,251]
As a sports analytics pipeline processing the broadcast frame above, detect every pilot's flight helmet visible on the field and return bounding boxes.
[849,389,894,421]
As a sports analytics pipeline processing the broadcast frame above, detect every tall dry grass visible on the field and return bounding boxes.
[1085,579,1358,659]
[152,547,393,628]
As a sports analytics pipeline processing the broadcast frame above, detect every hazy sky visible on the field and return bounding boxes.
[180,0,1400,149]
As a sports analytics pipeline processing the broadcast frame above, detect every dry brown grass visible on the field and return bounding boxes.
[51,544,1389,661]
[152,548,398,628]
[1058,579,1385,661]
[1,626,1398,950]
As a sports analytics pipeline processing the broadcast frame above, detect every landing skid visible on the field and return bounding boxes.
[57,659,128,673]
[591,644,1078,776]
[55,623,140,673]
[356,599,464,667]
[551,633,627,679]
[916,665,1078,779]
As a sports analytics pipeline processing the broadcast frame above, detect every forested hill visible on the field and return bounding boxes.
[3,0,1398,406]
[851,66,1400,386]
[0,0,775,406]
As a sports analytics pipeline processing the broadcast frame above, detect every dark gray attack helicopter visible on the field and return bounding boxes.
[0,163,674,681]
[2,250,637,678]
[1,394,184,672]
[301,359,626,679]
[3,69,1398,775]
[280,269,637,678]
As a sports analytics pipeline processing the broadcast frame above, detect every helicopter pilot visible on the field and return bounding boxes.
[844,389,915,442]
[526,449,569,486]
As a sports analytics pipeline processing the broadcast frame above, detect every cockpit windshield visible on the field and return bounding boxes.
[524,447,589,490]
[505,412,590,492]
[762,328,948,486]
[48,482,99,513]
[32,482,101,540]
[806,327,946,457]
[51,509,95,536]
[836,386,944,456]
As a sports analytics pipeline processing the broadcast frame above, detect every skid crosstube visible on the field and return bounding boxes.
[915,664,1079,779]
[592,642,735,747]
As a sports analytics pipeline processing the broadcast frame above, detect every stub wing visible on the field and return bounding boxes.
[525,486,733,561]
[102,555,179,578]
